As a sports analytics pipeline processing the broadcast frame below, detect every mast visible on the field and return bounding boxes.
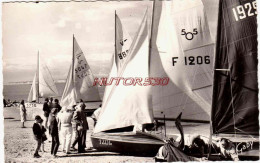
[208,0,222,158]
[211,0,222,137]
[37,51,40,103]
[149,0,155,73]
[115,10,117,61]
[72,34,75,85]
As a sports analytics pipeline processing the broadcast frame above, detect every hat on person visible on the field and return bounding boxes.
[35,115,42,120]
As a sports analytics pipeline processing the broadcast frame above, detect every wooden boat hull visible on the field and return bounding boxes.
[84,108,96,117]
[91,132,164,156]
[213,135,259,161]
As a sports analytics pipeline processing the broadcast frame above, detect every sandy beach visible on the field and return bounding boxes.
[4,107,154,163]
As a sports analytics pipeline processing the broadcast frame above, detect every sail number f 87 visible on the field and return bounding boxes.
[232,1,257,21]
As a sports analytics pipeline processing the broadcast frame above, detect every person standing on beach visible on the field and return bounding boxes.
[70,105,78,151]
[39,118,47,152]
[43,98,49,128]
[47,97,55,136]
[73,103,89,153]
[58,106,73,154]
[32,115,46,158]
[19,100,26,128]
[3,98,7,107]
[48,97,54,111]
[53,99,62,112]
[49,108,60,157]
[79,100,87,149]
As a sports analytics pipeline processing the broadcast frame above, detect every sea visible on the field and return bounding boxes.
[3,82,105,103]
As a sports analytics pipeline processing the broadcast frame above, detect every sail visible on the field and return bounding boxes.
[101,53,117,107]
[27,74,38,102]
[150,0,214,121]
[115,13,133,73]
[94,10,153,133]
[60,36,101,107]
[27,53,58,102]
[211,0,258,136]
[101,14,133,108]
[60,65,77,106]
[38,55,59,97]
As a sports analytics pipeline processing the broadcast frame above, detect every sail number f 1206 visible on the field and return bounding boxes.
[172,56,210,66]
[232,1,257,21]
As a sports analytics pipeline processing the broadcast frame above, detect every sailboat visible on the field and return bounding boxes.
[60,36,101,107]
[210,0,259,160]
[91,10,165,156]
[92,0,259,158]
[152,0,259,160]
[150,0,214,123]
[101,12,133,109]
[26,52,59,108]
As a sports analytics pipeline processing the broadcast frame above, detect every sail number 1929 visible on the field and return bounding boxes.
[232,1,257,21]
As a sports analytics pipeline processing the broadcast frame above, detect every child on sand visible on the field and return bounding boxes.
[39,118,47,152]
[20,100,26,128]
[32,115,46,158]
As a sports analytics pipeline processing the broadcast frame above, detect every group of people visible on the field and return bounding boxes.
[156,113,239,161]
[32,98,89,158]
[3,98,19,107]
[20,98,240,161]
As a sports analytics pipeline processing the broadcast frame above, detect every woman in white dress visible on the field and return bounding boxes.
[20,100,27,128]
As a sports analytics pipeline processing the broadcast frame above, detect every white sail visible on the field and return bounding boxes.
[94,10,153,133]
[60,36,101,107]
[38,55,59,97]
[27,74,38,102]
[150,0,214,120]
[115,13,133,74]
[60,65,77,106]
[27,53,59,102]
[101,13,133,107]
[101,53,117,108]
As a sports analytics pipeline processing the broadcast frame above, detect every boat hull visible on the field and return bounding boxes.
[91,132,164,156]
[25,102,43,108]
[213,135,259,161]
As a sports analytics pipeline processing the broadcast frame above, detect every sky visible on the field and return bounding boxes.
[2,0,218,84]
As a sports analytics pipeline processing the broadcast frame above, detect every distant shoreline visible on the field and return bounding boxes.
[3,74,108,86]
[3,80,66,86]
